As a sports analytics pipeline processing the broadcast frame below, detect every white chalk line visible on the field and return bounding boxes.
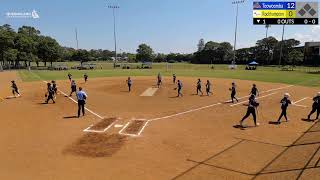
[292,97,309,108]
[223,85,294,103]
[83,119,118,133]
[149,103,222,122]
[230,92,278,107]
[118,119,149,137]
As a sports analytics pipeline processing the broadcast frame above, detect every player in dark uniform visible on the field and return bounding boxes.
[126,77,132,92]
[230,82,239,103]
[84,73,88,83]
[250,84,259,97]
[206,80,213,96]
[277,93,291,124]
[51,80,57,96]
[11,80,20,97]
[307,92,320,120]
[157,73,162,88]
[196,79,203,96]
[67,73,72,81]
[239,94,260,127]
[173,74,176,84]
[45,83,55,104]
[177,80,183,97]
[69,80,77,97]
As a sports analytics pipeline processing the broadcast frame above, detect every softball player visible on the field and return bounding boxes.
[307,92,320,120]
[240,94,260,127]
[157,73,162,88]
[177,80,183,97]
[250,84,259,97]
[45,83,55,104]
[69,80,77,97]
[11,80,20,97]
[206,80,213,96]
[67,73,72,81]
[173,74,176,84]
[196,79,203,96]
[51,80,58,95]
[84,73,88,82]
[230,82,238,103]
[277,93,291,124]
[126,77,132,92]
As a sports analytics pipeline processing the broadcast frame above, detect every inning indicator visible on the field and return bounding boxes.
[253,1,319,25]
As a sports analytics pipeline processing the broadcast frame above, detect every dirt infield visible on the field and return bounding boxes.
[0,72,319,179]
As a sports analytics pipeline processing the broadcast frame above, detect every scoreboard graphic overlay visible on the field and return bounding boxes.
[253,1,319,25]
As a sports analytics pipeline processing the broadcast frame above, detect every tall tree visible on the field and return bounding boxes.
[136,43,154,62]
[37,36,61,66]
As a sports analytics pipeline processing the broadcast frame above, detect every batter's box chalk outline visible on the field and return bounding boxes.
[83,117,119,133]
[119,119,149,137]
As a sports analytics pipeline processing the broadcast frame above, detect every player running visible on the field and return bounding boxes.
[69,80,77,97]
[196,79,203,96]
[206,80,213,96]
[276,93,291,124]
[239,94,260,127]
[45,82,55,104]
[250,84,259,97]
[11,80,20,97]
[307,92,320,120]
[126,77,132,92]
[230,82,239,103]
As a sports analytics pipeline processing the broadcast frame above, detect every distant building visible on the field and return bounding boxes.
[304,42,320,63]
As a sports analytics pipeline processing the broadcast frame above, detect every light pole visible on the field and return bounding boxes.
[265,24,271,38]
[232,0,245,65]
[108,5,119,68]
[75,28,79,49]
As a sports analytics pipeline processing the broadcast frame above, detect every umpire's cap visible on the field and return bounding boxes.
[284,93,290,98]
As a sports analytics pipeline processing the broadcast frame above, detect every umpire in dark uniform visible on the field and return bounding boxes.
[76,87,87,118]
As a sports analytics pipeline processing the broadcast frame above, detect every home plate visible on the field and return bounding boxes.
[114,124,124,128]
[140,87,158,96]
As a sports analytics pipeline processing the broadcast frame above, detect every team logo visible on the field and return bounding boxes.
[253,2,262,9]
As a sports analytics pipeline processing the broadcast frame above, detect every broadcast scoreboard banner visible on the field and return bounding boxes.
[253,1,319,25]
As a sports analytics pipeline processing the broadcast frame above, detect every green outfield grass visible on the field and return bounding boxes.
[17,63,320,87]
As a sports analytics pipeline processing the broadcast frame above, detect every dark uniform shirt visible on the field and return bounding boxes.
[178,82,182,89]
[312,96,320,108]
[197,81,202,88]
[280,97,291,109]
[251,87,258,95]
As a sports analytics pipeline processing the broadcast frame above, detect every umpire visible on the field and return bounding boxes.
[76,87,87,118]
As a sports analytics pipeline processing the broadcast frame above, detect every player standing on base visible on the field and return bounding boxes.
[239,94,260,127]
[276,93,291,124]
[307,92,320,120]
[76,87,87,118]
[11,80,21,97]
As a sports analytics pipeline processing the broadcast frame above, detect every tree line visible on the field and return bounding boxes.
[0,24,306,68]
